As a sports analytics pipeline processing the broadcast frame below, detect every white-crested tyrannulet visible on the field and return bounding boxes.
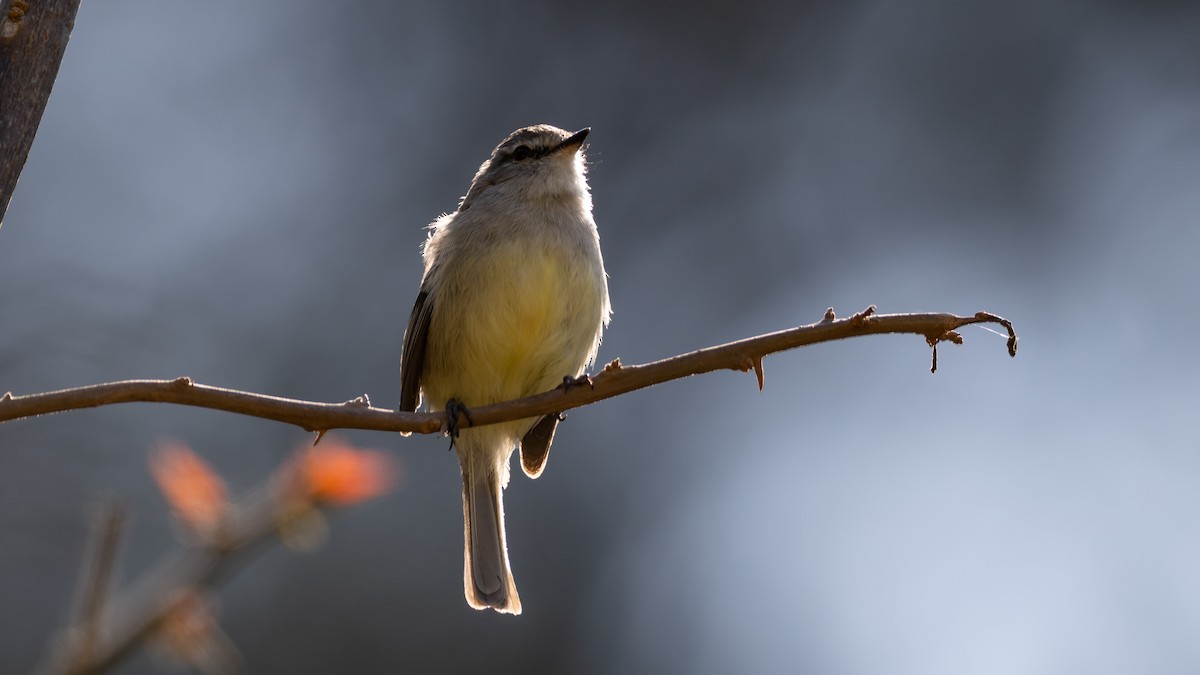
[400,124,611,614]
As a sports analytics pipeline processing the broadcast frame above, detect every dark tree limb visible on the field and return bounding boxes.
[0,0,83,226]
[0,307,1019,436]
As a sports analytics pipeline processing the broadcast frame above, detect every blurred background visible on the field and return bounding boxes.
[3,0,1199,672]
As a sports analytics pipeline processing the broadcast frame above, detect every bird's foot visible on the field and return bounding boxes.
[445,398,474,449]
[559,374,594,392]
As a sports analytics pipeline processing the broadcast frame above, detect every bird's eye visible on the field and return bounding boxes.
[510,145,533,161]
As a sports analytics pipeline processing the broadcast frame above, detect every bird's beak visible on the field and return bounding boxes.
[556,127,590,153]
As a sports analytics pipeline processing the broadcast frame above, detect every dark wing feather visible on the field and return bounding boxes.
[520,414,560,478]
[399,289,432,412]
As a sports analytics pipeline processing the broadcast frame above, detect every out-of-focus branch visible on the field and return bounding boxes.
[0,308,1018,435]
[40,488,274,675]
[36,440,394,675]
[0,0,84,226]
[65,498,127,673]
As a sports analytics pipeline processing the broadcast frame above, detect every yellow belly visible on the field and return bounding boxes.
[422,242,603,412]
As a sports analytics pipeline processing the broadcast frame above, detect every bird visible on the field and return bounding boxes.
[399,124,611,614]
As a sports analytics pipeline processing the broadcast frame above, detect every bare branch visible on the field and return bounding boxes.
[0,308,1018,436]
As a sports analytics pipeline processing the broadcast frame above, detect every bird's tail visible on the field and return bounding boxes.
[461,451,522,614]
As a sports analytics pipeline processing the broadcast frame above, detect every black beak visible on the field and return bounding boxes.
[556,127,590,152]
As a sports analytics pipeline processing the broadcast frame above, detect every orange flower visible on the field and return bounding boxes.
[297,436,397,505]
[150,441,228,533]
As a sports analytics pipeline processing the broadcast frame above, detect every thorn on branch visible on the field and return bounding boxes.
[172,377,194,388]
[1,391,11,402]
[925,330,964,374]
[925,330,962,348]
[602,358,622,373]
[313,430,328,446]
[850,305,877,326]
[342,394,371,408]
[822,308,836,323]
[734,355,767,391]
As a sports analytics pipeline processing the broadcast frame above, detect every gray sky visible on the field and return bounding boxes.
[3,1,1199,673]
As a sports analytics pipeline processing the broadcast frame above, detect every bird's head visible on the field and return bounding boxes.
[460,125,591,209]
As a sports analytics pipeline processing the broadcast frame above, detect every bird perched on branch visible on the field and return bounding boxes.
[400,124,611,614]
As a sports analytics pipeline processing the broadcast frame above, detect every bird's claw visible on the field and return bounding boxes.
[559,374,594,392]
[445,398,474,447]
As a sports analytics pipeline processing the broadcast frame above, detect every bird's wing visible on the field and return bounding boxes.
[399,289,432,412]
[520,413,560,478]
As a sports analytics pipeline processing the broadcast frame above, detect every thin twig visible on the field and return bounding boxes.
[66,498,127,673]
[0,308,1017,436]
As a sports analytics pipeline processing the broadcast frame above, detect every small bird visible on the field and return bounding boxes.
[399,125,611,614]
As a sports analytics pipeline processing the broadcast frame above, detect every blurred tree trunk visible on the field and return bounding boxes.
[0,0,82,227]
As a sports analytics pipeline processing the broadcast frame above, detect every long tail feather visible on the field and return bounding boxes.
[461,459,522,614]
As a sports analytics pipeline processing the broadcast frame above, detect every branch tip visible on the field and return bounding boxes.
[971,311,1018,357]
